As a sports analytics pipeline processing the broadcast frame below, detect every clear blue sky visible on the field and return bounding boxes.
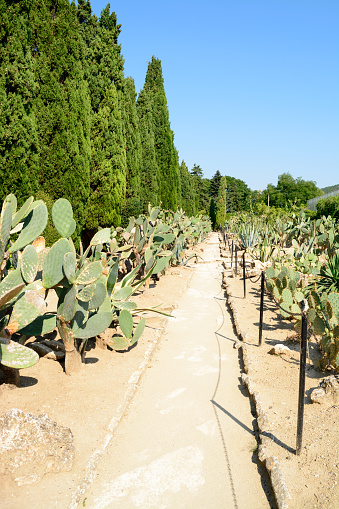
[89,0,339,192]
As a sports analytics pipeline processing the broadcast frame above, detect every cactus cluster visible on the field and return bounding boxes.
[265,265,305,319]
[306,290,339,372]
[0,192,211,377]
[0,195,48,371]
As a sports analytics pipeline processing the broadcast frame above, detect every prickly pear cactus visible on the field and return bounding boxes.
[265,265,305,319]
[0,337,39,369]
[307,290,339,372]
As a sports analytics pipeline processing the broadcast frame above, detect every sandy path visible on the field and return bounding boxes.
[81,234,274,509]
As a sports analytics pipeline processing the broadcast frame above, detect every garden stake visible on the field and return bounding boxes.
[259,271,265,345]
[242,252,246,298]
[231,240,234,268]
[296,304,308,455]
[235,245,238,275]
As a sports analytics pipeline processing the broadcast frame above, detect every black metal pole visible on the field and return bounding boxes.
[235,246,238,275]
[231,240,234,268]
[296,307,308,455]
[259,271,265,345]
[242,252,246,298]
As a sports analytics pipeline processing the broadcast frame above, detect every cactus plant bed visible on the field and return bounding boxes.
[222,261,339,509]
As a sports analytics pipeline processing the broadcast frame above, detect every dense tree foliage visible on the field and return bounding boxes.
[140,57,180,210]
[225,176,251,212]
[0,0,39,203]
[124,77,142,200]
[179,160,196,215]
[261,173,322,208]
[210,170,222,201]
[316,195,339,219]
[137,87,159,209]
[32,0,92,242]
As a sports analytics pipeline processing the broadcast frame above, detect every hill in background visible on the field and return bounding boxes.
[321,184,339,194]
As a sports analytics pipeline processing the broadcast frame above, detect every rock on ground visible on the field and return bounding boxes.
[0,408,74,486]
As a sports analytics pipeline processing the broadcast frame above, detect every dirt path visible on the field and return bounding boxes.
[80,234,274,508]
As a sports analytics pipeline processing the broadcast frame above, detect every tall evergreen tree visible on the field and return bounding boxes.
[140,56,180,210]
[210,170,222,200]
[124,77,142,200]
[86,82,127,231]
[137,88,159,209]
[216,176,227,227]
[31,0,91,241]
[76,1,127,230]
[0,0,39,203]
[190,164,210,213]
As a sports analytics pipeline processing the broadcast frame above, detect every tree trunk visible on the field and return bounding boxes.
[57,317,82,375]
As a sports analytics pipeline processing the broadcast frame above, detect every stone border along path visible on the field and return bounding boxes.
[220,236,290,509]
[70,232,275,509]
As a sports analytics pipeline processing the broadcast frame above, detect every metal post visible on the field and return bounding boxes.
[235,246,238,275]
[242,252,246,298]
[296,306,308,455]
[259,271,265,345]
[231,240,234,268]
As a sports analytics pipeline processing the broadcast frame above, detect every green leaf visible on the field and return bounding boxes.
[112,286,134,301]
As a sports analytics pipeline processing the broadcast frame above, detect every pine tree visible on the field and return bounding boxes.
[0,0,39,203]
[216,176,227,227]
[137,88,159,209]
[141,56,180,210]
[86,82,127,232]
[31,0,91,242]
[124,77,142,200]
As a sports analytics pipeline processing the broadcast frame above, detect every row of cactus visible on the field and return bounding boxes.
[0,193,211,378]
[265,265,306,319]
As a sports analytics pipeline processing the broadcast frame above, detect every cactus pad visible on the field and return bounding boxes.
[21,245,38,284]
[0,338,39,369]
[75,261,103,285]
[52,198,75,238]
[119,309,134,339]
[72,311,113,339]
[9,203,48,253]
[43,238,72,289]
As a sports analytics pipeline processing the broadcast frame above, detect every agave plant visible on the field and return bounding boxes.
[238,223,260,251]
[315,253,339,295]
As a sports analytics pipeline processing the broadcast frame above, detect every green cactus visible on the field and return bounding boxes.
[21,245,39,284]
[0,337,39,370]
[42,238,72,289]
[52,198,76,238]
[9,203,48,253]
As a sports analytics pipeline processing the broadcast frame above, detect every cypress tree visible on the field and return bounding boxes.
[76,1,127,231]
[216,176,227,227]
[141,56,180,210]
[124,77,142,200]
[179,160,196,215]
[0,0,39,203]
[86,82,126,231]
[31,0,91,241]
[137,88,159,209]
[210,170,222,200]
